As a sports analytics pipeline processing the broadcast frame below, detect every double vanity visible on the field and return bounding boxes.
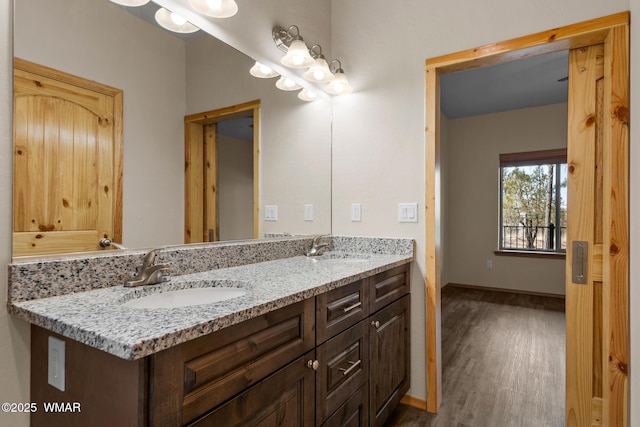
[8,236,414,427]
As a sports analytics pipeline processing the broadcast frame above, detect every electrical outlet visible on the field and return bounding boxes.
[48,336,65,391]
[351,203,362,222]
[486,260,493,269]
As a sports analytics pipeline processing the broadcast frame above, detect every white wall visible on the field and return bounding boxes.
[14,0,186,249]
[330,0,632,406]
[446,103,567,295]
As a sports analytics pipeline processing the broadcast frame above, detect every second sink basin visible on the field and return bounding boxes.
[123,287,247,309]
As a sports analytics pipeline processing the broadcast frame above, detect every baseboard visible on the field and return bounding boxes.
[400,394,428,411]
[444,282,565,299]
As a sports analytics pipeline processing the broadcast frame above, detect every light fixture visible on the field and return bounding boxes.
[275,76,301,91]
[249,62,279,78]
[189,0,238,18]
[272,25,314,68]
[325,60,353,95]
[108,0,150,6]
[298,88,318,102]
[303,45,334,83]
[155,7,199,33]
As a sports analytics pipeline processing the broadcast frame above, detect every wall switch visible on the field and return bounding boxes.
[264,205,278,221]
[486,260,493,269]
[351,203,362,222]
[304,204,313,221]
[398,203,418,223]
[48,336,65,391]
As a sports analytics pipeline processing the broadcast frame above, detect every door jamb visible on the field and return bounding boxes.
[424,12,629,422]
[184,100,260,243]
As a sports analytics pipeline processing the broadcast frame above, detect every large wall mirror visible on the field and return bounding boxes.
[13,0,332,258]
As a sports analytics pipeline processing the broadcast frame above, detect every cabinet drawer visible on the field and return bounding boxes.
[149,298,315,426]
[321,384,369,427]
[188,352,316,427]
[316,320,369,425]
[369,264,410,313]
[317,279,368,343]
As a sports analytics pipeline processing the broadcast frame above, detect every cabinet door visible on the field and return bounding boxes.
[316,320,369,425]
[316,278,368,344]
[369,295,410,427]
[321,385,369,427]
[188,353,316,427]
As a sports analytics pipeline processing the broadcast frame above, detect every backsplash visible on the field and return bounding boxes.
[8,236,414,303]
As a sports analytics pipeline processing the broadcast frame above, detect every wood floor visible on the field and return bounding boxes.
[386,285,566,427]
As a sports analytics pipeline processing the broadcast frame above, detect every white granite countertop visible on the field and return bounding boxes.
[9,251,412,360]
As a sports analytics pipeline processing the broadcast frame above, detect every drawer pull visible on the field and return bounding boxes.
[371,320,380,328]
[307,359,319,371]
[339,360,362,376]
[342,301,362,313]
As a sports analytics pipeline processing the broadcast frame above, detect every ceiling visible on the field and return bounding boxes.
[440,50,569,119]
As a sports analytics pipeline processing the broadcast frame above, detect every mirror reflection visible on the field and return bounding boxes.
[13,0,332,258]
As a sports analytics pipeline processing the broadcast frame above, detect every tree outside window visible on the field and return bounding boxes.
[499,149,567,253]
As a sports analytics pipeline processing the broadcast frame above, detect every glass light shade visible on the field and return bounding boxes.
[280,40,314,68]
[325,71,353,95]
[275,76,302,91]
[249,62,279,78]
[189,0,238,18]
[303,57,335,83]
[108,0,150,6]
[155,8,199,33]
[298,89,318,102]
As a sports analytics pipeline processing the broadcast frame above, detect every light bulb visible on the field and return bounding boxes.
[206,0,222,9]
[284,78,296,88]
[313,70,326,80]
[170,13,187,26]
[260,64,271,74]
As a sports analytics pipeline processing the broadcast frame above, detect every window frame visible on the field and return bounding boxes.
[497,148,567,257]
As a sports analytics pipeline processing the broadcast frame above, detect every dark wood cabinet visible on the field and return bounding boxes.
[369,295,410,427]
[30,263,411,427]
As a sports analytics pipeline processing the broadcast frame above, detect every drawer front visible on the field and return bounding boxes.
[149,298,315,426]
[316,320,369,425]
[317,279,368,344]
[188,352,316,427]
[321,384,369,427]
[369,264,410,313]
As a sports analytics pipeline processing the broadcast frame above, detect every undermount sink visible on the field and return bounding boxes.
[123,287,247,309]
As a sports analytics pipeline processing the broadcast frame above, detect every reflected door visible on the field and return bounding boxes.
[13,59,123,256]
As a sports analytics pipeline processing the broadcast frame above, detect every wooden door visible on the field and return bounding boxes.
[13,59,123,256]
[566,30,629,427]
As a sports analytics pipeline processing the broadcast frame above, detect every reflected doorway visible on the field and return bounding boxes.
[184,100,260,243]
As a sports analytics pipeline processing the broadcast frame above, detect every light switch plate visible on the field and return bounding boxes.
[351,203,362,222]
[398,203,418,223]
[304,204,313,221]
[48,336,65,391]
[264,205,278,221]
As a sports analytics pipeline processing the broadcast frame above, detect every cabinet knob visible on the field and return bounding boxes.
[371,320,380,328]
[307,359,319,371]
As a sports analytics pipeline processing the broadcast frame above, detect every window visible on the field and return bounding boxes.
[499,149,567,254]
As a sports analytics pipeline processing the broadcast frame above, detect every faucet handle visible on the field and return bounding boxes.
[141,249,159,269]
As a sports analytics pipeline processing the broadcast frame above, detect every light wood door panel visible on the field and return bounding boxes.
[13,59,122,256]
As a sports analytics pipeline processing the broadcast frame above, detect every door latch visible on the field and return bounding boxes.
[572,241,588,284]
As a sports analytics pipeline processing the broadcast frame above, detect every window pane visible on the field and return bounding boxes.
[501,163,565,252]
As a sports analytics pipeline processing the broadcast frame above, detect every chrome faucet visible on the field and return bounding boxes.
[125,248,171,287]
[305,235,330,257]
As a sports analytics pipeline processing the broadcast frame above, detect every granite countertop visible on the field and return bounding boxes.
[9,250,412,360]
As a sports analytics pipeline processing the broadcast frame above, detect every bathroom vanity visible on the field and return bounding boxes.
[8,236,413,427]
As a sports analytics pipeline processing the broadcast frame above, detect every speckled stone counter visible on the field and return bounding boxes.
[8,236,414,360]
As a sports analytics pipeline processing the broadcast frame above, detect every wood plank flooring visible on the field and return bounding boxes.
[386,285,566,427]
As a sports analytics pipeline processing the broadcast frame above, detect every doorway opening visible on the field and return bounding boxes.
[425,12,629,426]
[184,100,260,243]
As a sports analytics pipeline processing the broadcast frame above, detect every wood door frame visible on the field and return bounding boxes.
[184,100,260,243]
[13,57,124,248]
[424,12,629,423]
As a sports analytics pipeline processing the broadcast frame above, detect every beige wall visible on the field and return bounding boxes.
[218,135,254,241]
[445,103,567,295]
